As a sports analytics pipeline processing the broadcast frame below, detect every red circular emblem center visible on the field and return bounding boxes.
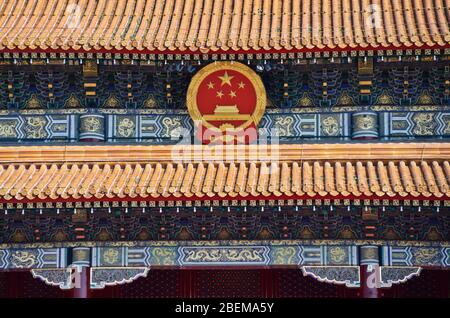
[196,69,258,130]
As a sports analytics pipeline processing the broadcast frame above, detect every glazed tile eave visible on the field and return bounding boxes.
[0,158,448,202]
[0,143,448,202]
[0,0,448,55]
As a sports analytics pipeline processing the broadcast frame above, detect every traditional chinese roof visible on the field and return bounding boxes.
[0,143,448,203]
[0,0,448,55]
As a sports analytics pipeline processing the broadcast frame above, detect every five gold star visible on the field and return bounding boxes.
[211,72,243,99]
[218,71,234,86]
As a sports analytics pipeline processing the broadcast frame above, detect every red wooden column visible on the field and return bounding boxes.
[71,266,91,298]
[360,265,379,298]
[70,247,91,299]
[359,246,380,298]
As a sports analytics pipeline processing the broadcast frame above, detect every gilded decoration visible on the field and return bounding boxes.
[360,247,379,261]
[216,228,232,240]
[24,95,43,109]
[298,226,315,239]
[271,246,298,265]
[143,96,158,108]
[176,228,194,241]
[52,230,68,242]
[180,246,269,265]
[0,242,448,271]
[297,93,314,107]
[273,115,294,137]
[150,247,177,266]
[11,250,37,268]
[96,228,113,241]
[443,116,450,135]
[376,91,394,105]
[412,113,436,135]
[321,115,340,136]
[116,117,136,138]
[179,246,269,265]
[424,227,444,241]
[256,227,274,240]
[327,247,348,265]
[337,226,357,239]
[186,61,266,139]
[136,228,152,241]
[392,120,408,130]
[23,116,48,139]
[102,95,121,108]
[354,114,377,131]
[383,228,401,240]
[102,248,121,266]
[337,91,355,106]
[64,94,83,108]
[417,91,434,105]
[83,60,98,77]
[162,117,183,138]
[0,240,448,250]
[72,249,89,263]
[412,248,441,265]
[0,109,449,143]
[358,58,374,75]
[80,116,102,133]
[11,230,27,243]
[0,120,17,138]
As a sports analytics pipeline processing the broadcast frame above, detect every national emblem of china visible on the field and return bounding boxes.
[187,62,266,144]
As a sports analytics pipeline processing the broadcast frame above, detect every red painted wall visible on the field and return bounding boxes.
[0,269,448,298]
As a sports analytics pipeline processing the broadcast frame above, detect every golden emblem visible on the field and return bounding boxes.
[103,248,120,265]
[328,247,347,264]
[412,113,436,135]
[25,116,48,138]
[81,116,101,132]
[321,115,340,136]
[117,117,136,138]
[11,251,36,268]
[0,120,17,138]
[186,61,266,143]
[355,115,376,130]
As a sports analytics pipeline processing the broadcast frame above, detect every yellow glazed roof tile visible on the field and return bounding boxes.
[0,0,448,54]
[0,143,448,202]
[0,159,449,202]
